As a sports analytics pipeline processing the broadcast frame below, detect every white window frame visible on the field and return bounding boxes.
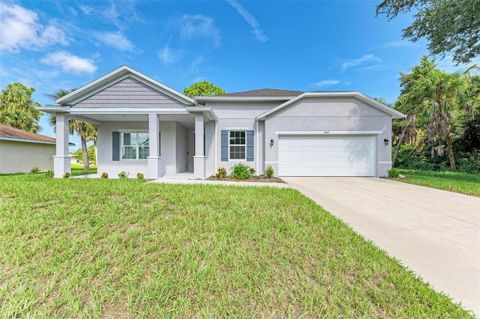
[228,130,247,161]
[120,131,149,161]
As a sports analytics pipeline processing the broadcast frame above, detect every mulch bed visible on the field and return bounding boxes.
[207,176,285,183]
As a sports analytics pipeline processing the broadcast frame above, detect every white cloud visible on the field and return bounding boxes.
[158,44,181,64]
[41,51,97,74]
[78,4,93,15]
[342,54,382,71]
[227,0,268,43]
[179,15,221,46]
[94,31,139,52]
[0,3,68,52]
[311,80,340,88]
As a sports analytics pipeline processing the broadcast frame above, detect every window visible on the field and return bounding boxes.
[229,131,246,160]
[121,132,149,160]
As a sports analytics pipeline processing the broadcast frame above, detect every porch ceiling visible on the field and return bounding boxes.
[78,113,196,128]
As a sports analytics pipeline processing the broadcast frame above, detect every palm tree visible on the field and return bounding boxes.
[49,89,97,172]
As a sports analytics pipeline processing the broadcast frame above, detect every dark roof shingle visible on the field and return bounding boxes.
[0,124,56,144]
[222,88,304,97]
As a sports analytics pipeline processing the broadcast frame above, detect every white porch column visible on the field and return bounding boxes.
[147,113,164,179]
[53,113,71,178]
[194,113,206,179]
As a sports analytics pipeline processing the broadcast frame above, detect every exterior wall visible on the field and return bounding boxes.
[0,140,55,173]
[205,121,216,177]
[205,101,279,175]
[96,121,187,177]
[74,76,186,109]
[263,97,393,177]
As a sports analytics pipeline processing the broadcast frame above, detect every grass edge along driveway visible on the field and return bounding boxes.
[0,174,474,318]
[394,169,480,197]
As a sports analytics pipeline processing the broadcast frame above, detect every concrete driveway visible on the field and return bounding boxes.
[284,177,480,315]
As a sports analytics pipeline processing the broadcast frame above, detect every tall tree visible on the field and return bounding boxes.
[49,88,97,172]
[376,0,480,64]
[395,57,468,169]
[184,81,225,98]
[0,83,41,132]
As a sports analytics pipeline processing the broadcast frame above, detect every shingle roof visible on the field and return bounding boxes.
[222,88,304,97]
[0,124,56,144]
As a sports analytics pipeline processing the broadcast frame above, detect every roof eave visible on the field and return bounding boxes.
[195,96,295,103]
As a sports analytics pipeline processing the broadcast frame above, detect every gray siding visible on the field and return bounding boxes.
[206,101,279,173]
[73,76,185,108]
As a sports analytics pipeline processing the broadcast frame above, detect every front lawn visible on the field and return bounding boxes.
[71,163,97,176]
[395,169,480,197]
[0,174,472,318]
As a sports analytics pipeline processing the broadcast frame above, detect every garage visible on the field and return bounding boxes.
[278,134,376,176]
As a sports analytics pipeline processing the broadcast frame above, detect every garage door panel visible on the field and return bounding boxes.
[278,135,376,176]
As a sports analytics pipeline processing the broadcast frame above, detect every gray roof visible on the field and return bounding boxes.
[222,88,304,97]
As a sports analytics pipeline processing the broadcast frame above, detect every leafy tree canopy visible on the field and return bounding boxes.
[0,83,41,132]
[376,0,480,64]
[183,81,225,98]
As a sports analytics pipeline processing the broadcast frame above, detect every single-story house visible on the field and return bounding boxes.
[0,124,56,174]
[39,66,404,179]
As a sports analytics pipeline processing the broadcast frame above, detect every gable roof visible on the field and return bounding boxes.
[222,88,304,97]
[56,66,195,106]
[256,92,405,119]
[0,124,56,145]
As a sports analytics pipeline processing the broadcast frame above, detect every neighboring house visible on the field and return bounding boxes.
[0,124,56,174]
[40,66,404,179]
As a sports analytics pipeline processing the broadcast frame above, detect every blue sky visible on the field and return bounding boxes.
[0,0,476,147]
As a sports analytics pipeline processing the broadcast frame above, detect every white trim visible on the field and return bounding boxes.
[264,161,278,164]
[228,130,247,161]
[214,121,218,173]
[0,137,56,145]
[56,66,195,105]
[225,127,249,130]
[195,96,294,103]
[275,130,382,135]
[255,120,259,174]
[37,106,71,113]
[256,92,405,119]
[70,108,189,115]
[120,131,149,161]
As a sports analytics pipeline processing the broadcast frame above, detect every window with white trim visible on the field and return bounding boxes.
[229,131,246,160]
[121,132,149,160]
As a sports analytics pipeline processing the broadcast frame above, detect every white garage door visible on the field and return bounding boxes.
[278,135,376,176]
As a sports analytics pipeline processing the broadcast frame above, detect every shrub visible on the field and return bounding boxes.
[63,172,70,179]
[249,167,256,175]
[231,164,252,180]
[30,167,40,174]
[458,151,480,173]
[118,171,129,179]
[215,167,227,179]
[388,168,400,178]
[45,170,54,178]
[100,172,109,179]
[136,172,145,180]
[265,166,274,178]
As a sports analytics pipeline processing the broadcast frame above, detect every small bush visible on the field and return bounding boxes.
[63,172,70,179]
[388,168,400,178]
[30,167,40,174]
[45,170,54,178]
[118,171,129,179]
[100,172,108,179]
[265,166,274,178]
[458,151,480,173]
[231,164,252,180]
[136,172,145,180]
[215,167,227,179]
[249,167,256,175]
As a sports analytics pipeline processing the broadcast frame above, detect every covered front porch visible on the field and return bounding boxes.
[45,107,216,179]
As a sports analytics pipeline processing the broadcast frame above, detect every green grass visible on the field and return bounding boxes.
[0,174,473,318]
[395,169,480,197]
[71,163,97,176]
